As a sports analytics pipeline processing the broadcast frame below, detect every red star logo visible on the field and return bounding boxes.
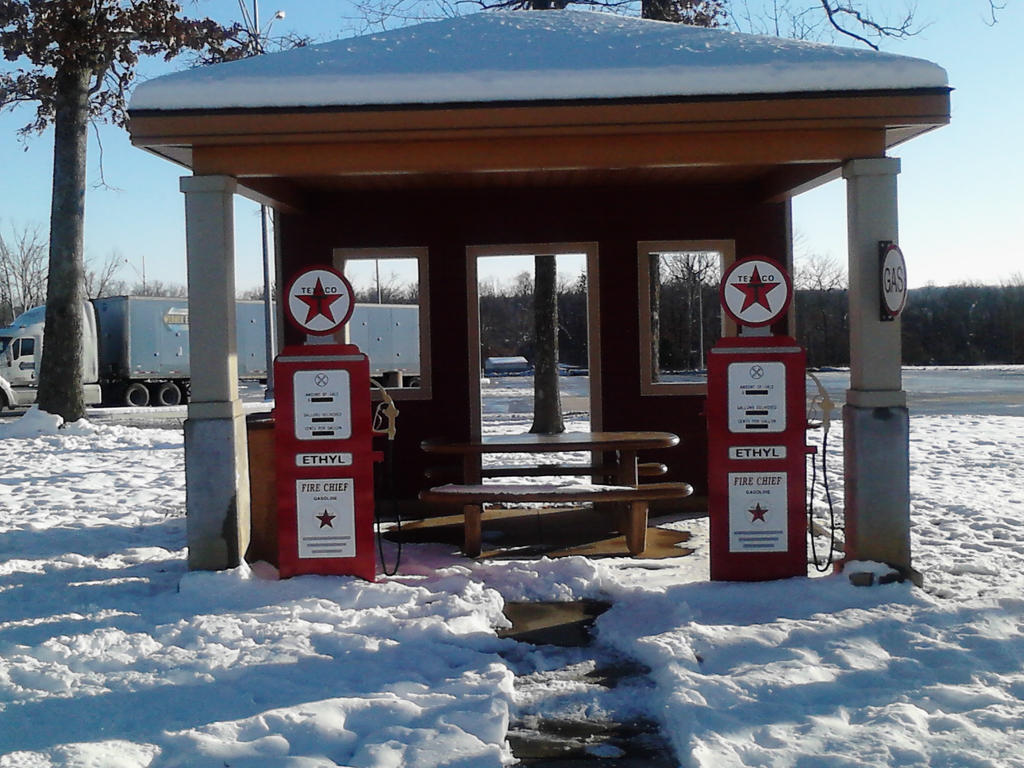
[749,503,768,522]
[316,510,335,528]
[732,266,781,312]
[296,278,344,324]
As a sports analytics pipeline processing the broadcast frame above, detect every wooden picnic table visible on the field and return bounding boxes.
[419,431,688,556]
[420,430,680,486]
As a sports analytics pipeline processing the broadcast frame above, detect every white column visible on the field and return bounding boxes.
[844,157,904,406]
[180,175,250,570]
[841,157,915,582]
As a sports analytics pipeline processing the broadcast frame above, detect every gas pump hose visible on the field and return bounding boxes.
[807,372,841,572]
[372,382,402,576]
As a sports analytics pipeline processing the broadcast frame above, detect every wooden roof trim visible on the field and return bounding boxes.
[130,89,949,149]
[190,127,886,178]
[134,113,944,150]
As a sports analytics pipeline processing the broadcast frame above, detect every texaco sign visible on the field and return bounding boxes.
[719,257,793,328]
[284,266,356,336]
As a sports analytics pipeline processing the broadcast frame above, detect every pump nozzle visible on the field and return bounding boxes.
[806,372,835,435]
[371,381,399,440]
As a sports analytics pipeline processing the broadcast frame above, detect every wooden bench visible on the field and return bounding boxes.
[418,481,693,557]
[424,462,668,482]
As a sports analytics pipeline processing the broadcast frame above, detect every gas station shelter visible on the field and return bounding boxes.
[127,10,949,578]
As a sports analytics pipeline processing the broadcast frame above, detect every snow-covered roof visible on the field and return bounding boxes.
[129,10,947,112]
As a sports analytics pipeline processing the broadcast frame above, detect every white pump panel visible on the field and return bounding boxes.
[727,362,786,433]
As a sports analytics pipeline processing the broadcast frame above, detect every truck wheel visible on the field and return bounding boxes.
[124,382,150,407]
[154,382,182,407]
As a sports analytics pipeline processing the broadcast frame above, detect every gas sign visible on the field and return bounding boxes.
[879,242,908,320]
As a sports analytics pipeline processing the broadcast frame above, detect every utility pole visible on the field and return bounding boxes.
[245,0,285,400]
[124,255,146,294]
[698,277,705,369]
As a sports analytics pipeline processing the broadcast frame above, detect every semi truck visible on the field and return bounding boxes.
[0,297,420,410]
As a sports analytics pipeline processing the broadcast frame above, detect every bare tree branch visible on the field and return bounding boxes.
[985,0,1007,25]
[84,250,125,298]
[794,253,847,291]
[0,220,48,321]
[816,1,915,50]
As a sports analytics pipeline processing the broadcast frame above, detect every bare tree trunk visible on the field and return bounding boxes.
[530,254,564,434]
[36,66,91,422]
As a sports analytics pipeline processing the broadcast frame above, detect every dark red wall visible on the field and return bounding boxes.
[277,182,790,500]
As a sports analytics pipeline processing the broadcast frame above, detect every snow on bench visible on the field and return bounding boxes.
[423,462,668,482]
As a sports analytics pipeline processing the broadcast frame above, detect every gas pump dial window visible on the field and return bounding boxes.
[727,362,786,433]
[293,369,353,440]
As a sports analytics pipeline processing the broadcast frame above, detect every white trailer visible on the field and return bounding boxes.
[0,298,419,409]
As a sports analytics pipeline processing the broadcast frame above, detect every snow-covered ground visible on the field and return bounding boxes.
[2,371,1023,767]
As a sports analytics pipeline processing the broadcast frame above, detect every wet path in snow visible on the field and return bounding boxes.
[498,601,678,766]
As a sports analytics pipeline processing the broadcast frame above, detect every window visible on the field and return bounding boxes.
[638,240,735,395]
[334,247,431,400]
[13,338,35,360]
[467,242,601,437]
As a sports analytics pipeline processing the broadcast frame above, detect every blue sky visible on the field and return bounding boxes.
[1,1,1020,292]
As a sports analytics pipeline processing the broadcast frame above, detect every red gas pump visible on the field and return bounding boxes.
[273,267,379,581]
[707,257,810,581]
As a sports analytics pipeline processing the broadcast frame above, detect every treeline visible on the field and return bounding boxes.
[796,283,1024,366]
[903,284,1024,365]
[478,277,1024,369]
[479,273,589,368]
